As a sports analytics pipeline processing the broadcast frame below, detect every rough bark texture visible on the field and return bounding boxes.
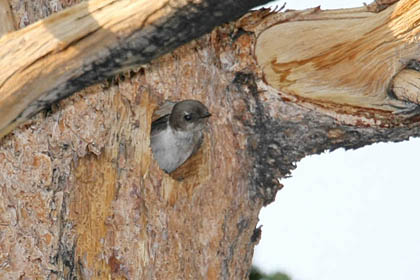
[0,0,270,139]
[1,0,420,279]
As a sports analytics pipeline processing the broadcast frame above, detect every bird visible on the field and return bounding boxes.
[150,100,211,173]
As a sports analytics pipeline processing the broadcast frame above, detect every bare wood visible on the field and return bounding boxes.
[0,0,15,35]
[253,0,420,115]
[0,0,269,139]
[391,69,420,104]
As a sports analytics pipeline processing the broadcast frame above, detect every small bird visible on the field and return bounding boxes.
[150,100,211,173]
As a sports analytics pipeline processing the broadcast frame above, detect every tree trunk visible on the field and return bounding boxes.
[1,0,420,279]
[0,0,15,35]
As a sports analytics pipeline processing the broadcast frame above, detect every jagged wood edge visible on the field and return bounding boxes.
[0,0,269,139]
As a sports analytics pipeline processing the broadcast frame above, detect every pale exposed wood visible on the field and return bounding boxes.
[0,0,269,139]
[0,0,15,35]
[254,0,420,114]
[391,69,420,104]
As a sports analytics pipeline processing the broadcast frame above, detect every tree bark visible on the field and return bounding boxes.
[1,0,420,279]
[0,0,15,35]
[0,0,269,139]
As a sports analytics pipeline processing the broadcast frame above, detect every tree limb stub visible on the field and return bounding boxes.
[0,0,269,139]
[391,68,420,104]
[253,0,420,119]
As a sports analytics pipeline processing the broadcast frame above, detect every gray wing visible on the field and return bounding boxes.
[151,100,176,136]
[152,100,176,121]
[151,114,170,136]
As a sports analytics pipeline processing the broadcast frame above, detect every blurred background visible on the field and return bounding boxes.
[251,1,420,279]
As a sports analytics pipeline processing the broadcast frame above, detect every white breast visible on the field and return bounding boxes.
[151,126,198,173]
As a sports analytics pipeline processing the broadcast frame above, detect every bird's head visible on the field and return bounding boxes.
[169,100,211,131]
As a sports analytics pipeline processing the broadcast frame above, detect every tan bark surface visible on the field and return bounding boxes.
[0,0,15,35]
[1,0,420,279]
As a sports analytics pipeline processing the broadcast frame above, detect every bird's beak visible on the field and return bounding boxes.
[201,112,211,118]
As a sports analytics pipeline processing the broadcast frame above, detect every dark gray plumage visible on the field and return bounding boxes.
[150,100,211,173]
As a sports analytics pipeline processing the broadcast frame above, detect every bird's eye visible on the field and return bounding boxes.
[184,114,192,121]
